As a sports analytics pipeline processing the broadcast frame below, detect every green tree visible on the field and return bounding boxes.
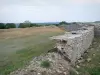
[24,20,31,27]
[18,20,31,28]
[72,22,77,24]
[5,23,16,29]
[18,23,25,28]
[59,21,68,25]
[30,23,37,27]
[54,24,59,26]
[0,23,5,29]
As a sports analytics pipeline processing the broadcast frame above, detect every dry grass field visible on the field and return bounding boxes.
[0,26,62,39]
[0,26,64,75]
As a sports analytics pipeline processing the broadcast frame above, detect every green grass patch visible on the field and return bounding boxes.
[0,31,63,75]
[40,60,51,68]
[75,36,100,75]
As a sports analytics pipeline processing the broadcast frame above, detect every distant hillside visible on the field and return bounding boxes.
[15,22,59,27]
[35,22,59,25]
[0,22,60,28]
[94,21,100,23]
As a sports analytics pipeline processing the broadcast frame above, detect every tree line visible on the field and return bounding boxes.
[0,23,41,29]
[0,23,16,29]
[0,21,69,29]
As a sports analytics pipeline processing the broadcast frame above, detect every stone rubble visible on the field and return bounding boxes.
[10,53,70,75]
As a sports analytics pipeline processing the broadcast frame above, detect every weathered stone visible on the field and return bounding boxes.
[92,53,96,56]
[87,58,92,62]
[38,73,41,75]
[51,26,94,65]
[76,65,80,68]
[10,53,70,75]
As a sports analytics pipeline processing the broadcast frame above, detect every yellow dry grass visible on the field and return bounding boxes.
[0,26,64,39]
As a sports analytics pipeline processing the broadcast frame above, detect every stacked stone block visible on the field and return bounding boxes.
[51,26,94,65]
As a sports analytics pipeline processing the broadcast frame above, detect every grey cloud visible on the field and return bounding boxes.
[0,0,100,23]
[0,0,71,6]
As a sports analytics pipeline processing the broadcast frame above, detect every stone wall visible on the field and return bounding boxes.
[51,26,94,65]
[91,23,100,36]
[80,23,100,36]
[61,24,82,31]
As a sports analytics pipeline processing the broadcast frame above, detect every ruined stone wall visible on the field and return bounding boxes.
[80,23,100,36]
[91,23,100,35]
[51,26,94,65]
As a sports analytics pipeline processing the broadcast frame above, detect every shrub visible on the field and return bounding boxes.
[0,23,5,29]
[59,21,68,25]
[18,23,27,28]
[88,67,100,75]
[40,60,50,68]
[30,23,37,27]
[5,23,16,29]
[18,20,31,28]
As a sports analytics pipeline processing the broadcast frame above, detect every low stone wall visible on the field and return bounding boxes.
[82,23,100,36]
[93,23,100,35]
[51,26,94,65]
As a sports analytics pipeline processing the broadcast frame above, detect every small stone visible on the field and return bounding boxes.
[92,53,95,56]
[64,72,67,75]
[76,71,79,75]
[25,69,28,72]
[48,58,52,61]
[57,69,62,73]
[76,65,80,68]
[38,73,41,75]
[87,58,91,62]
[78,59,83,63]
[30,70,35,72]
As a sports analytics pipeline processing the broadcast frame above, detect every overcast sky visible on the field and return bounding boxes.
[0,0,100,23]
